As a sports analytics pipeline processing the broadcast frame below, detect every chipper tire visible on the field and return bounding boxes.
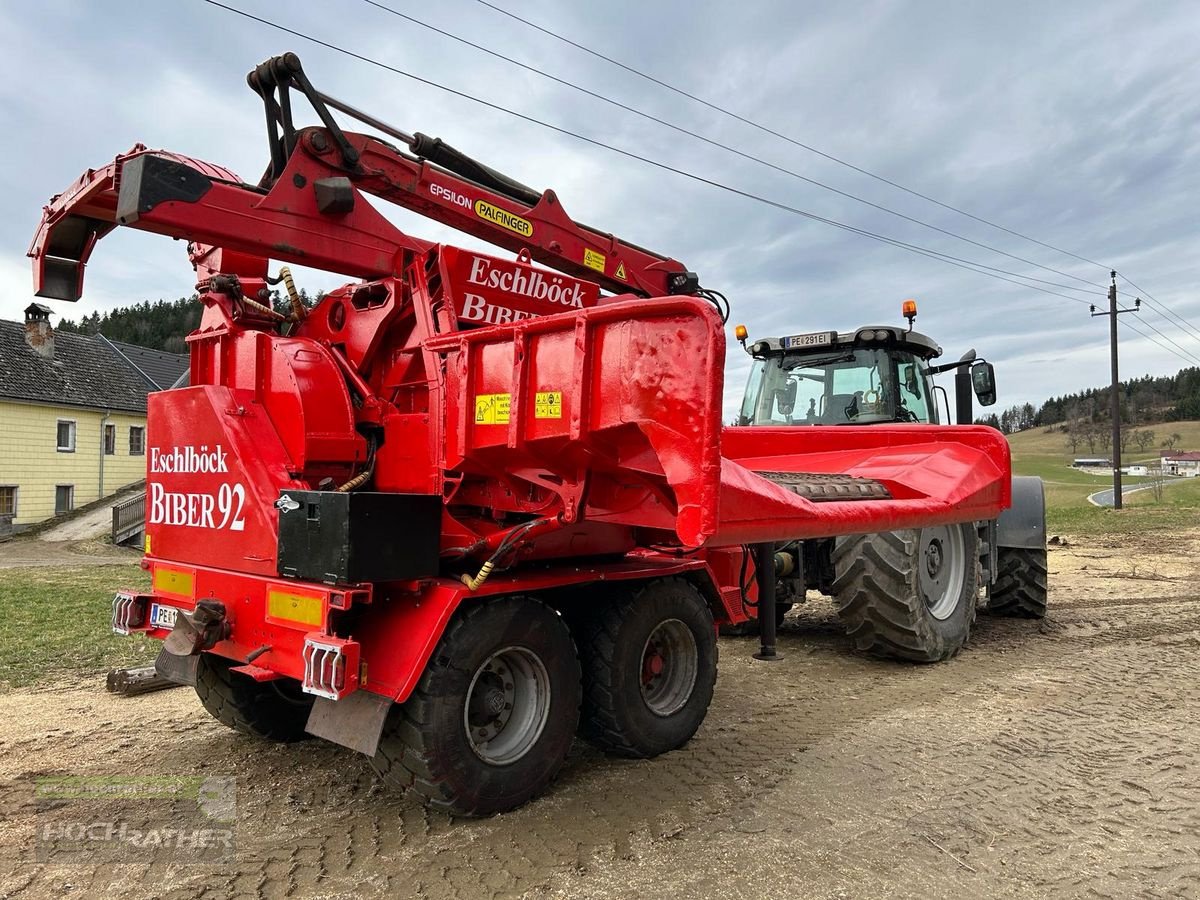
[194,652,314,742]
[986,547,1049,619]
[832,524,979,663]
[575,578,717,758]
[370,596,581,817]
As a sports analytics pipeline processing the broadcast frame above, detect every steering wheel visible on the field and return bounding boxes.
[862,388,881,407]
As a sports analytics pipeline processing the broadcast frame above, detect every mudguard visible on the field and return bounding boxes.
[996,475,1046,550]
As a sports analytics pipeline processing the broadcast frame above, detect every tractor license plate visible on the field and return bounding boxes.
[149,603,178,630]
[783,331,835,349]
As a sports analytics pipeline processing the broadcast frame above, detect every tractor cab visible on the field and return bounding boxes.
[737,324,944,426]
[735,301,997,427]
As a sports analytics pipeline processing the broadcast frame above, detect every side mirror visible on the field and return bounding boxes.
[971,361,997,406]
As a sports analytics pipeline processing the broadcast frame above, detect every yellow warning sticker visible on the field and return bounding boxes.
[535,391,563,419]
[475,393,511,425]
[144,534,152,555]
[614,261,627,280]
[583,248,606,273]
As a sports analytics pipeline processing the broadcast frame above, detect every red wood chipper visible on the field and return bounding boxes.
[29,54,1009,815]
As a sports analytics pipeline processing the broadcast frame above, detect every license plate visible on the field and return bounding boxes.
[783,331,834,349]
[150,603,178,630]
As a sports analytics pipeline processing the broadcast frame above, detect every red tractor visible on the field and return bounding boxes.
[30,55,1011,815]
[731,305,1047,661]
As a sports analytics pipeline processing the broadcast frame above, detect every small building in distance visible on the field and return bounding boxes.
[1073,458,1112,469]
[0,303,188,531]
[1161,451,1200,477]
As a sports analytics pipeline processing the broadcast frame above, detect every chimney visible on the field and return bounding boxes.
[24,302,55,358]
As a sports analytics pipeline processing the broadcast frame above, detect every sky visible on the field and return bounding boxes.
[1,0,1198,419]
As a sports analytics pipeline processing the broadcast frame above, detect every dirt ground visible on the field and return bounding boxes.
[2,527,1198,899]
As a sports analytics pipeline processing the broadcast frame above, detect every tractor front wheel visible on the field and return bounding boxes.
[575,578,717,758]
[831,524,979,663]
[194,652,314,742]
[370,595,581,817]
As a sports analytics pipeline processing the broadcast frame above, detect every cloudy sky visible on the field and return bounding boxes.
[2,0,1198,418]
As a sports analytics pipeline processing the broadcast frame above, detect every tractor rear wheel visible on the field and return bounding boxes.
[831,524,978,663]
[575,578,717,758]
[370,595,581,817]
[194,652,313,742]
[986,547,1048,618]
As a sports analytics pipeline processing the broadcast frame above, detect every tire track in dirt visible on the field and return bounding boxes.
[2,529,1198,898]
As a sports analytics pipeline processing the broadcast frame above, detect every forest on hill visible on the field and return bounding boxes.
[977,368,1200,451]
[56,291,319,354]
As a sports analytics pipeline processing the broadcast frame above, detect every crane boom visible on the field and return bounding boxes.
[30,52,696,305]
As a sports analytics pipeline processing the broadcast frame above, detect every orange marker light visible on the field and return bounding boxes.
[734,324,748,342]
[902,299,918,318]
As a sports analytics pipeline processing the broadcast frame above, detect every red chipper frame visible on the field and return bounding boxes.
[29,54,1009,814]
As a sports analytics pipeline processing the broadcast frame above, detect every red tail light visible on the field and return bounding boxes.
[302,635,361,699]
[111,591,150,635]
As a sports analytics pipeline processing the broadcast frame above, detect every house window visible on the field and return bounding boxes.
[104,424,116,455]
[56,420,76,452]
[129,426,145,456]
[55,485,74,516]
[0,486,16,517]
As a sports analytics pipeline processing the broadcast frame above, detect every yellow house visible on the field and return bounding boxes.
[0,304,188,531]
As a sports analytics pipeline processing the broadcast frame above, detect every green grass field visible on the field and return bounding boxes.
[1007,420,1200,534]
[0,565,157,689]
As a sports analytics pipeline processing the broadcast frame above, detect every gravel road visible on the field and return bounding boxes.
[1,525,1197,899]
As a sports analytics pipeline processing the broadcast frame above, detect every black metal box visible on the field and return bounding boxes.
[276,490,442,584]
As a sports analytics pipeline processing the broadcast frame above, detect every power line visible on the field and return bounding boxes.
[472,0,1114,275]
[197,0,1104,310]
[1119,274,1200,344]
[474,0,1200,351]
[360,0,1106,295]
[1121,308,1200,366]
[1119,318,1200,368]
[196,1,1199,370]
[1120,288,1200,351]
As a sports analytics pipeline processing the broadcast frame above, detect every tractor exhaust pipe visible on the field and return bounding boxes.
[954,349,976,425]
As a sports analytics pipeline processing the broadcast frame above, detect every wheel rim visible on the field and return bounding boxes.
[640,619,698,717]
[464,646,551,765]
[918,525,967,620]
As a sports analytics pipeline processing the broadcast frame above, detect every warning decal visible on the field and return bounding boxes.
[475,393,511,425]
[583,248,606,273]
[614,261,627,280]
[535,392,563,419]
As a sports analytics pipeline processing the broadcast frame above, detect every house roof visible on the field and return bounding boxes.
[1163,451,1200,462]
[0,318,187,413]
[102,336,190,391]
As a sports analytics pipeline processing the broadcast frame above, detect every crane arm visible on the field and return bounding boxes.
[29,52,699,306]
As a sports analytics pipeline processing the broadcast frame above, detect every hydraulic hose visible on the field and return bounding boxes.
[279,266,306,321]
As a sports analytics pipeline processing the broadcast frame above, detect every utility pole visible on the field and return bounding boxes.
[1090,271,1140,508]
